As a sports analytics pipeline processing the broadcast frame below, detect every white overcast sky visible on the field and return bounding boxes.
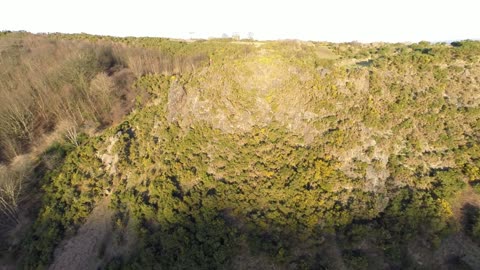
[1,0,479,42]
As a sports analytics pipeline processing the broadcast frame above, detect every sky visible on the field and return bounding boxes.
[1,0,479,42]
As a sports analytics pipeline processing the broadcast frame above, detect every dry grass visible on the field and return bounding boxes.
[0,33,208,163]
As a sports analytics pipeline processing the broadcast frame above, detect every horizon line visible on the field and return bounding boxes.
[2,29,479,45]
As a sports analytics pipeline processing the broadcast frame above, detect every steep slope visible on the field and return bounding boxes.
[3,35,480,269]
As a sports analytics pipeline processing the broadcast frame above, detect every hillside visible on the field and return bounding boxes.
[1,32,480,269]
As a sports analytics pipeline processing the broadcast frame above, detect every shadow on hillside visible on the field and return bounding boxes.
[97,191,468,270]
[104,199,340,270]
[356,60,373,67]
[462,203,480,235]
[21,185,475,270]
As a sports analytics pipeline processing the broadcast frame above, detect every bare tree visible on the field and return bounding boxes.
[55,119,80,147]
[0,95,35,144]
[0,161,32,228]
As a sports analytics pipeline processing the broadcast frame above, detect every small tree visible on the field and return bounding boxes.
[65,124,79,147]
[57,119,81,147]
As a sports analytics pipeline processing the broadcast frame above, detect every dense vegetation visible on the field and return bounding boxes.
[1,31,480,269]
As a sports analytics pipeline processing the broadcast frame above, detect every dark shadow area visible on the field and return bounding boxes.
[445,255,473,270]
[97,185,468,270]
[462,203,480,237]
[356,59,373,67]
[0,154,65,268]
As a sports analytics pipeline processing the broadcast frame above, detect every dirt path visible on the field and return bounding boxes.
[49,196,113,270]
